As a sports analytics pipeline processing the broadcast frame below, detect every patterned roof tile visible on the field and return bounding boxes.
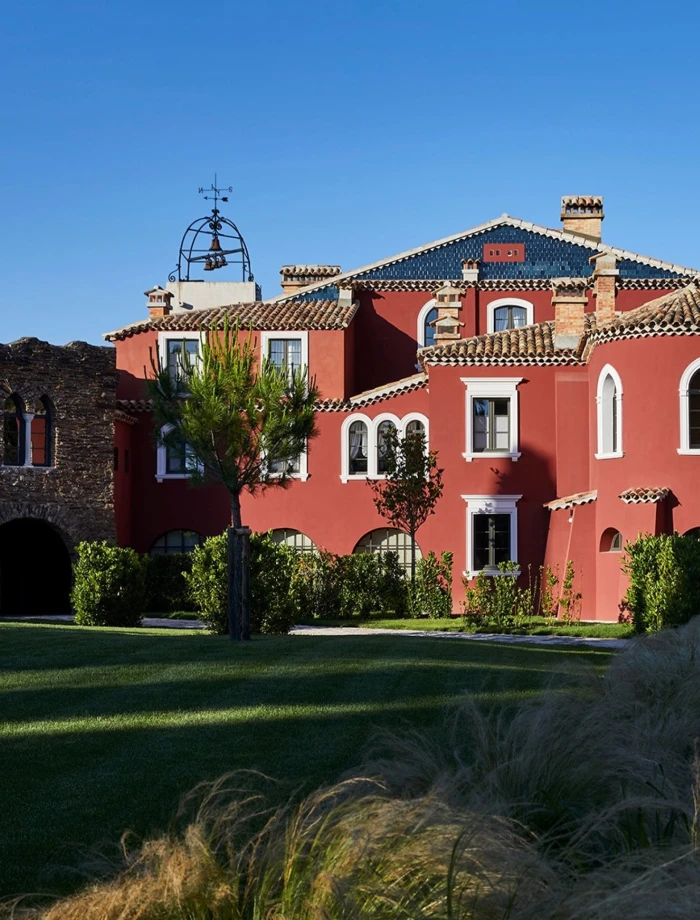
[589,284,700,345]
[420,319,591,367]
[619,487,670,504]
[105,299,356,342]
[544,490,598,511]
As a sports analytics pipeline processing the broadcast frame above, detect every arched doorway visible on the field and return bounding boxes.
[0,519,72,615]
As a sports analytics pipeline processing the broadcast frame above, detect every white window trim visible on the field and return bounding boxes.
[264,445,309,482]
[260,331,309,378]
[340,412,430,483]
[416,298,437,347]
[461,494,522,578]
[595,363,624,460]
[156,423,202,483]
[678,357,700,455]
[486,298,534,334]
[157,331,203,377]
[461,377,522,462]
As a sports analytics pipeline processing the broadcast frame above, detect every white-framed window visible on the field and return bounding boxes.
[270,529,317,553]
[462,494,522,578]
[486,298,533,334]
[595,364,623,459]
[461,377,522,462]
[156,423,200,482]
[261,331,309,378]
[417,299,439,348]
[678,358,700,455]
[267,444,309,482]
[158,332,202,384]
[340,412,430,482]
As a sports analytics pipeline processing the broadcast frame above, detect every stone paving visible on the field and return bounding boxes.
[2,615,628,649]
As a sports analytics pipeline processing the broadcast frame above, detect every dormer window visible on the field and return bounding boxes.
[487,299,534,334]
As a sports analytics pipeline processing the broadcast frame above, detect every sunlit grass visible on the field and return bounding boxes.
[0,621,609,900]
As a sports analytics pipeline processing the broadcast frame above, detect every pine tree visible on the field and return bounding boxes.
[149,321,318,639]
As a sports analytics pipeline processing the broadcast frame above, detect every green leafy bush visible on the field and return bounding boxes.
[72,541,147,627]
[186,532,297,635]
[337,552,407,618]
[622,532,700,633]
[250,532,297,635]
[145,553,196,613]
[185,534,228,633]
[408,551,453,617]
[288,550,343,620]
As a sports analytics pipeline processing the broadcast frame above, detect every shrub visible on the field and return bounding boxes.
[72,541,147,627]
[144,553,196,613]
[288,549,344,620]
[186,532,297,635]
[185,533,228,633]
[408,550,453,618]
[338,552,407,618]
[622,532,700,633]
[249,532,297,635]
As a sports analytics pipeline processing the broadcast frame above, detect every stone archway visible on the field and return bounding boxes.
[0,518,73,615]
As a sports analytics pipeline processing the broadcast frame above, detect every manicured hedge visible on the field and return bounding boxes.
[144,553,196,614]
[72,541,147,627]
[622,533,700,633]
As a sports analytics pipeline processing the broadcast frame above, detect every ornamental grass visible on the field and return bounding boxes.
[7,619,700,920]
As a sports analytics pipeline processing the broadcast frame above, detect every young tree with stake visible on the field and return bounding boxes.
[149,320,318,640]
[368,427,443,583]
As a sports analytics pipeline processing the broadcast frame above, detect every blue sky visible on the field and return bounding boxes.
[2,0,700,346]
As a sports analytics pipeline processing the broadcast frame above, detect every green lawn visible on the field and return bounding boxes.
[293,616,633,638]
[0,622,612,899]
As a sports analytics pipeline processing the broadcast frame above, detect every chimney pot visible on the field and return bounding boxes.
[561,195,604,242]
[552,279,588,350]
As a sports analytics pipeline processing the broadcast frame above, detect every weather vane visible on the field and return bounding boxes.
[169,175,253,283]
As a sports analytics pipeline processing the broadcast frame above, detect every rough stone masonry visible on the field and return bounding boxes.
[0,337,117,551]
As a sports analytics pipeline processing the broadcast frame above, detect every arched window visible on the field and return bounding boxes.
[354,528,422,573]
[683,527,700,539]
[348,420,368,475]
[376,420,396,474]
[679,361,700,454]
[417,299,438,348]
[596,365,623,459]
[151,530,203,554]
[31,397,52,467]
[600,528,623,552]
[270,529,317,553]
[487,299,534,334]
[423,307,439,347]
[405,419,425,440]
[3,395,24,466]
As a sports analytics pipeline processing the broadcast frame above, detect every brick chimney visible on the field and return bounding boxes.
[552,279,588,349]
[145,286,173,318]
[280,265,341,295]
[432,283,464,344]
[561,196,604,242]
[590,252,619,324]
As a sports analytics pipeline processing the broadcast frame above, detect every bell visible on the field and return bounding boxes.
[203,257,214,271]
[217,255,227,268]
[209,236,222,253]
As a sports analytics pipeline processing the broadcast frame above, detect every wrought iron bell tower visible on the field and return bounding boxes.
[169,177,254,283]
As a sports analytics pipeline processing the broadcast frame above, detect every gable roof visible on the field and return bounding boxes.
[269,215,700,303]
[588,283,700,345]
[104,299,356,342]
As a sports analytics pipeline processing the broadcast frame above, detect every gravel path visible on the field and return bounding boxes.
[2,616,628,648]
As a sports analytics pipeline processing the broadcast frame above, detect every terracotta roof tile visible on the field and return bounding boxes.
[420,320,590,367]
[589,284,700,345]
[544,490,598,511]
[618,487,670,504]
[105,299,357,342]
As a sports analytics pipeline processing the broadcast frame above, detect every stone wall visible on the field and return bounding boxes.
[0,338,117,550]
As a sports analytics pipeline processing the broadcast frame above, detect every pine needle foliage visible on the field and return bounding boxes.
[148,320,319,527]
[368,429,443,581]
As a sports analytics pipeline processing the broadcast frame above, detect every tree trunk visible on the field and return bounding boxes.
[410,520,417,584]
[228,493,243,641]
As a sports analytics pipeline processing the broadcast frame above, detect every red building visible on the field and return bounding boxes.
[107,196,700,619]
